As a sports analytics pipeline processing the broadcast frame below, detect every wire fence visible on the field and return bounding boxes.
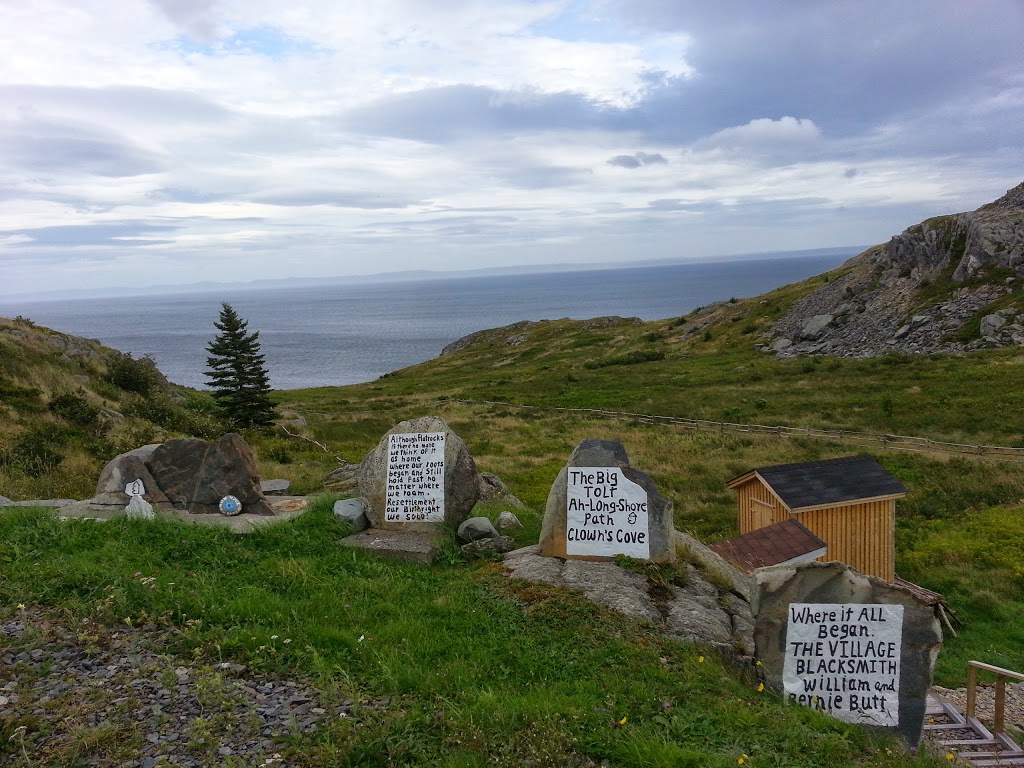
[291,398,1024,464]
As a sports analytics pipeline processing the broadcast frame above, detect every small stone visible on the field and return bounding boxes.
[218,746,233,756]
[457,517,498,543]
[496,511,523,531]
[333,498,369,533]
[461,536,516,557]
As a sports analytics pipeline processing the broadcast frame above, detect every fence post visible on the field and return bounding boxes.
[966,663,977,720]
[994,674,1006,733]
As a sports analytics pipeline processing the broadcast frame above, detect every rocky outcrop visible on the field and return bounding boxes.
[504,533,755,658]
[769,181,1024,357]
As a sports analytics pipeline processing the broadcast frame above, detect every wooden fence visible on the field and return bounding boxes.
[291,398,1024,464]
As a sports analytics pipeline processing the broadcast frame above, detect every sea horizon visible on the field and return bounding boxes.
[2,250,858,391]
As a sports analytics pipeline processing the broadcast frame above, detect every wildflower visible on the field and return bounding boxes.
[16,603,25,611]
[946,754,955,761]
[755,660,762,666]
[757,683,765,692]
[619,716,627,725]
[357,634,365,643]
[283,638,292,644]
[698,656,705,663]
[124,617,132,626]
[738,754,749,765]
[271,635,278,640]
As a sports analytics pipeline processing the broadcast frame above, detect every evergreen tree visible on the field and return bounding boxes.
[205,303,277,429]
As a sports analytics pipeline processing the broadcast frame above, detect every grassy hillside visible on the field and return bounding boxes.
[2,266,1022,764]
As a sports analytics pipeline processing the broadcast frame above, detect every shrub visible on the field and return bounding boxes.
[48,392,100,427]
[107,352,162,395]
[0,425,67,477]
[582,350,666,369]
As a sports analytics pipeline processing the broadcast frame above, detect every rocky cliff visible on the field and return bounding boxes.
[770,180,1024,357]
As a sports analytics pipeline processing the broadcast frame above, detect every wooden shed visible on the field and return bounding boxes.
[725,455,907,582]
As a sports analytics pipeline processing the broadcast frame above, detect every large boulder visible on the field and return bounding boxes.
[94,445,169,507]
[753,561,942,747]
[357,416,480,530]
[145,433,273,516]
[539,438,675,563]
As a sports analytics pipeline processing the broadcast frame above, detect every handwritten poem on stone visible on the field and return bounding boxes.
[566,467,650,558]
[784,603,904,726]
[385,432,445,523]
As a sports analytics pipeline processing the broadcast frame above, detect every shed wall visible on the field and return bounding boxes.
[797,499,894,582]
[736,478,784,534]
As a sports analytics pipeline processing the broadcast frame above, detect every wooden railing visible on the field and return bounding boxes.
[967,660,1024,734]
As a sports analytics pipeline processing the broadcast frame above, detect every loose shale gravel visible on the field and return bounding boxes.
[1,607,365,767]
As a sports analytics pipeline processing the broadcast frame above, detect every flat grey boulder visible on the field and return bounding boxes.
[457,516,498,543]
[539,438,675,563]
[260,479,291,496]
[357,416,479,530]
[981,313,1007,336]
[0,495,12,506]
[799,314,834,340]
[94,445,168,507]
[146,433,273,516]
[333,498,369,533]
[461,535,516,557]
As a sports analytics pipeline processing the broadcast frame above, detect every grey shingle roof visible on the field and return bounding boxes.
[739,455,907,510]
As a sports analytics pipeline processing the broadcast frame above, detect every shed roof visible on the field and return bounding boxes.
[708,518,827,572]
[726,454,907,511]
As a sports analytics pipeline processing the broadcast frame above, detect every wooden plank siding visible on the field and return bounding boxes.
[797,499,895,583]
[733,476,895,582]
[736,478,785,534]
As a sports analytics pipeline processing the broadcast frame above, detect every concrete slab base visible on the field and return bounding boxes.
[53,496,310,533]
[340,528,442,565]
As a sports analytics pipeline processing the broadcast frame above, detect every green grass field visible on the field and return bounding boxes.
[3,271,1023,764]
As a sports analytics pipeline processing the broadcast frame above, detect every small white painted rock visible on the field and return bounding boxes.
[497,511,523,531]
[125,495,155,520]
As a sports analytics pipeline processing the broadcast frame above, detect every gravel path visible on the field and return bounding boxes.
[932,682,1024,734]
[1,607,360,767]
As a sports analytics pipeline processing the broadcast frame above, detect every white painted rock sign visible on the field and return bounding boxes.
[385,432,446,523]
[566,467,650,558]
[783,603,904,726]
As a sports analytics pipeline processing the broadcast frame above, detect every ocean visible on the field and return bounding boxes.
[2,253,852,390]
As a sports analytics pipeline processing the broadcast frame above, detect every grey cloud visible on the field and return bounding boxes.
[0,118,164,177]
[608,152,668,168]
[646,198,719,212]
[343,84,628,143]
[252,191,423,209]
[0,85,230,123]
[2,222,178,248]
[148,0,218,40]
[610,0,1024,141]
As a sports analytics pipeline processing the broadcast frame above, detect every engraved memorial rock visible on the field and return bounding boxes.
[753,561,942,746]
[357,416,480,530]
[145,433,274,516]
[94,445,169,507]
[539,438,675,562]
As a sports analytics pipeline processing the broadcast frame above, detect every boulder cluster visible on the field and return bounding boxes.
[769,180,1024,357]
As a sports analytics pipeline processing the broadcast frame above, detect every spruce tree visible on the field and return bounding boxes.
[205,303,277,429]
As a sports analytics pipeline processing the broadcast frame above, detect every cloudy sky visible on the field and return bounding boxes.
[2,0,1022,298]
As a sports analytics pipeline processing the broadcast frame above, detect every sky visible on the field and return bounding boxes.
[1,0,1023,298]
